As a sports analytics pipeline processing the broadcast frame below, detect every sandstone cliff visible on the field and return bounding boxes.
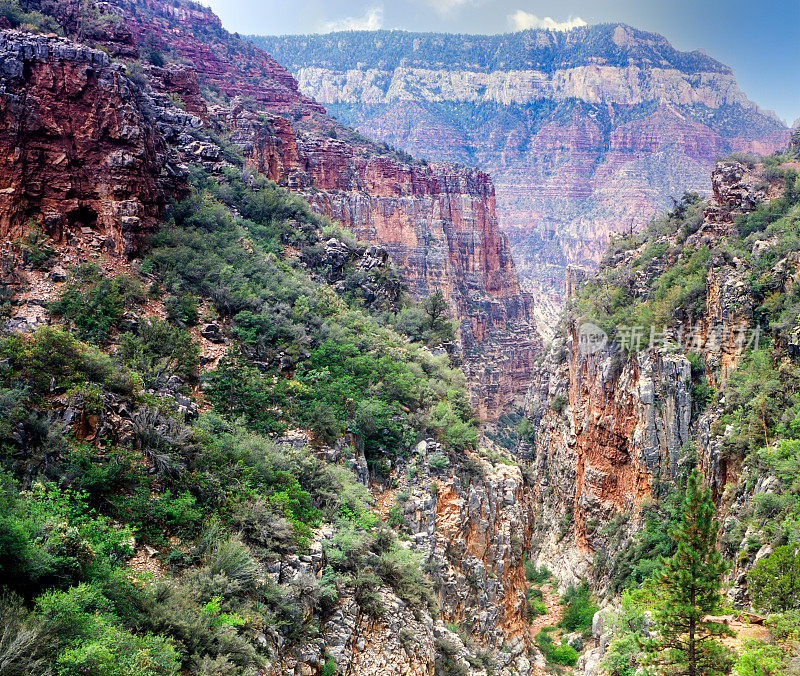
[69,0,540,421]
[255,27,789,322]
[0,30,187,257]
[522,152,796,610]
[223,106,538,419]
[0,19,545,672]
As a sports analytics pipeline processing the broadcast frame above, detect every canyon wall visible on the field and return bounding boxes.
[0,30,187,257]
[8,0,541,420]
[263,441,539,675]
[255,27,789,320]
[94,0,541,420]
[521,155,780,597]
[225,107,538,419]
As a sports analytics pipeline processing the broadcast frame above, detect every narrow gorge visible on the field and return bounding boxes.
[255,28,790,323]
[0,2,798,676]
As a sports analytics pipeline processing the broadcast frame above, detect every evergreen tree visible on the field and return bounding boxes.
[747,545,800,613]
[641,469,734,676]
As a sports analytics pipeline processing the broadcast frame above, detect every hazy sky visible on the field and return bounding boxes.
[202,0,800,125]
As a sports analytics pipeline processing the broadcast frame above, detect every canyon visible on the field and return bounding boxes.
[255,27,789,322]
[1,2,799,675]
[8,0,540,421]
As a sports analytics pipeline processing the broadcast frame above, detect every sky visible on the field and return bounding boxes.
[202,0,800,125]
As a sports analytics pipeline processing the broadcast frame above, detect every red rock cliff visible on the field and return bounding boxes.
[0,30,185,257]
[107,0,541,420]
[225,106,539,420]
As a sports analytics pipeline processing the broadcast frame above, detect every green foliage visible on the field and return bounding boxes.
[200,595,247,628]
[0,327,137,397]
[17,222,56,269]
[535,628,579,666]
[641,470,734,676]
[551,394,568,413]
[164,292,199,325]
[145,46,165,67]
[0,0,61,32]
[0,591,53,675]
[524,558,551,584]
[0,476,134,598]
[747,545,800,613]
[321,658,338,676]
[50,265,143,342]
[559,582,598,633]
[118,318,199,388]
[601,489,683,593]
[600,591,652,676]
[0,386,27,439]
[525,587,546,621]
[149,167,475,454]
[733,638,785,676]
[571,194,712,339]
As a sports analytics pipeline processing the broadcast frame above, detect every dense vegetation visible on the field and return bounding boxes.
[143,166,475,457]
[0,0,60,32]
[582,145,800,675]
[572,162,800,343]
[0,158,485,672]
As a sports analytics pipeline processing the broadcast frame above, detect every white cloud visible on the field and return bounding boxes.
[421,0,489,16]
[424,0,471,12]
[509,10,587,31]
[321,5,384,32]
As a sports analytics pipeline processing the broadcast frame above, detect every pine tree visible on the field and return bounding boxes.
[641,469,734,676]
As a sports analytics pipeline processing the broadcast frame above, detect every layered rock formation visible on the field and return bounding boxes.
[7,0,541,420]
[67,0,539,420]
[0,30,185,257]
[521,155,785,599]
[223,106,538,418]
[255,27,789,318]
[264,441,540,675]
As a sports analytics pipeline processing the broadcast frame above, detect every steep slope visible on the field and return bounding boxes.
[253,27,789,320]
[69,0,540,421]
[0,30,188,257]
[520,135,800,671]
[0,17,548,675]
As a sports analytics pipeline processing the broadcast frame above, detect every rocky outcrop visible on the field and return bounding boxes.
[118,0,325,115]
[146,63,208,118]
[0,30,187,257]
[525,331,691,585]
[257,27,789,319]
[4,1,542,419]
[522,156,787,599]
[217,105,540,421]
[263,442,541,675]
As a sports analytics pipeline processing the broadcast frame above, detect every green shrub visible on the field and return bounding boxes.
[428,451,449,471]
[164,292,199,326]
[0,0,60,32]
[321,658,338,676]
[551,394,568,413]
[118,318,199,388]
[0,386,27,439]
[535,629,579,666]
[524,558,551,583]
[747,545,800,612]
[0,479,135,597]
[732,638,785,676]
[0,591,53,675]
[50,265,143,342]
[559,582,598,633]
